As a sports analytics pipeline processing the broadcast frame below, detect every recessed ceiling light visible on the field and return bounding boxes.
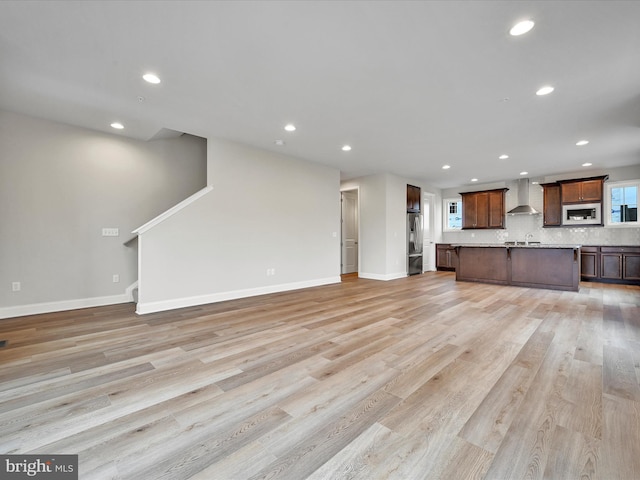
[536,85,554,96]
[341,145,352,152]
[576,140,589,146]
[582,162,593,167]
[284,124,296,132]
[520,171,528,175]
[142,73,161,84]
[499,154,509,160]
[442,165,451,170]
[471,178,478,182]
[110,122,124,129]
[274,140,285,146]
[510,20,535,36]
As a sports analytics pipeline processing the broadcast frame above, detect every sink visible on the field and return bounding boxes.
[504,241,542,246]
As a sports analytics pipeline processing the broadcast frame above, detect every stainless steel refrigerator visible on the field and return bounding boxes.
[407,212,423,275]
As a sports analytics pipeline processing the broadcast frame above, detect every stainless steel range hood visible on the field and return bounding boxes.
[507,178,540,215]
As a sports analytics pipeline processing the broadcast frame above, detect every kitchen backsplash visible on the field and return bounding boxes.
[442,183,640,246]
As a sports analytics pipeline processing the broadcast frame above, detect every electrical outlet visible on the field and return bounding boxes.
[102,228,119,237]
[112,274,120,283]
[12,281,21,292]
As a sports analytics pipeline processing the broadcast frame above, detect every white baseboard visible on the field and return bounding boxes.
[358,272,407,281]
[0,283,139,320]
[136,276,341,315]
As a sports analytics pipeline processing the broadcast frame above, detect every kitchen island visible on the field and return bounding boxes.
[453,244,581,292]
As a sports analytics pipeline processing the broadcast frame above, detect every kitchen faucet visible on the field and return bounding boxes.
[525,232,534,245]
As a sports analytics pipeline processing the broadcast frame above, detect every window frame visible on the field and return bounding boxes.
[604,179,639,227]
[443,197,463,232]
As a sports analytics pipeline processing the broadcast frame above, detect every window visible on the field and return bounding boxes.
[443,198,462,231]
[605,180,639,226]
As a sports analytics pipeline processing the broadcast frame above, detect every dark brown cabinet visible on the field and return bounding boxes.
[626,254,640,280]
[488,190,505,228]
[463,192,489,228]
[600,247,640,281]
[541,182,562,227]
[580,246,640,285]
[559,176,607,204]
[542,175,608,227]
[407,184,421,213]
[580,246,599,279]
[436,243,456,271]
[461,188,507,229]
[601,252,622,279]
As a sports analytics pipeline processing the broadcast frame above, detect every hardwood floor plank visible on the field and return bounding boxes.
[557,360,602,440]
[118,406,291,480]
[310,335,400,381]
[383,343,461,399]
[248,390,400,480]
[458,364,533,453]
[0,362,155,414]
[214,340,334,392]
[259,358,398,456]
[603,343,640,402]
[574,314,604,365]
[305,422,397,480]
[188,441,277,480]
[459,328,554,453]
[79,414,183,476]
[543,425,600,480]
[483,342,574,479]
[430,435,494,480]
[601,394,640,480]
[35,384,224,457]
[171,358,319,431]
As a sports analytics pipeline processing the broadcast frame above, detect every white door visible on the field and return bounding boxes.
[341,190,358,274]
[423,193,436,271]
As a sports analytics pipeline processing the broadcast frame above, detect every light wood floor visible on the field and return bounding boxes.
[1,273,639,479]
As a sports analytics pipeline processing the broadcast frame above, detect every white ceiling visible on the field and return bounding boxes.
[1,0,639,189]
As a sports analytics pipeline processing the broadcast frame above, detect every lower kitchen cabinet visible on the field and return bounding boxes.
[601,252,622,279]
[580,246,640,285]
[580,246,599,279]
[436,243,457,271]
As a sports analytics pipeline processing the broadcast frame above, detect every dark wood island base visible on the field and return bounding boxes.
[454,244,581,292]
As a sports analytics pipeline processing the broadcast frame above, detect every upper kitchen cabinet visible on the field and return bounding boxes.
[461,188,508,229]
[558,175,608,204]
[407,184,421,212]
[541,182,562,227]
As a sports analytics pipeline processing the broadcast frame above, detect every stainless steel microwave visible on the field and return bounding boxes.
[562,203,601,225]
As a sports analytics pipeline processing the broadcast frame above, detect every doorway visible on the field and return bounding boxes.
[423,192,436,271]
[341,189,359,275]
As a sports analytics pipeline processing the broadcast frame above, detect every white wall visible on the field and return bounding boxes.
[342,174,387,279]
[442,165,640,246]
[0,110,207,318]
[341,173,441,280]
[386,175,413,276]
[136,138,341,314]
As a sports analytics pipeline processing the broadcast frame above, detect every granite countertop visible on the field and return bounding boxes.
[451,243,581,249]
